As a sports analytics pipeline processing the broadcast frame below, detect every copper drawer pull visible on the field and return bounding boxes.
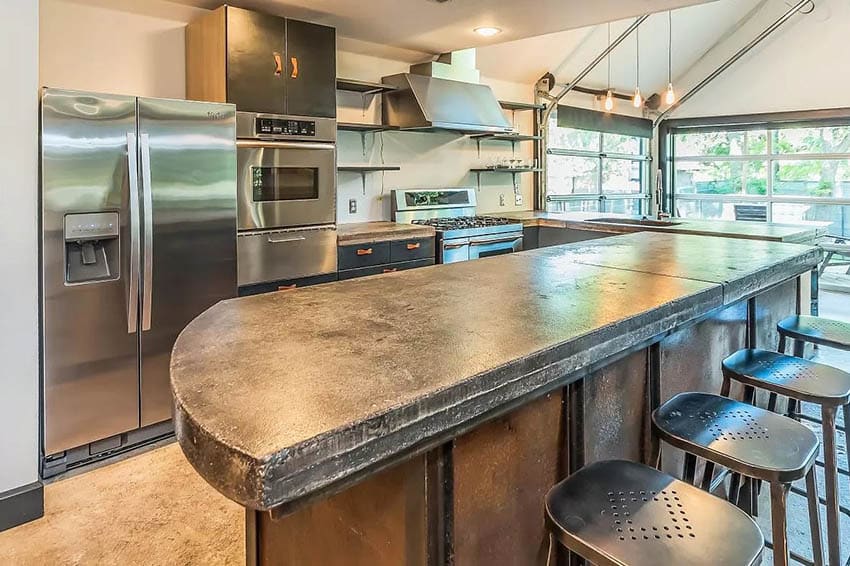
[278,284,297,291]
[406,242,421,250]
[290,56,299,79]
[273,52,283,76]
[383,268,398,273]
[356,248,373,256]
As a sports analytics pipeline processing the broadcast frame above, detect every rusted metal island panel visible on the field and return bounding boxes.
[170,231,819,565]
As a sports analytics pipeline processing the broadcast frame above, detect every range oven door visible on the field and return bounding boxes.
[468,232,523,260]
[237,140,336,231]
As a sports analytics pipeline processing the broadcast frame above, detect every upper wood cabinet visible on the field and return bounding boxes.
[186,6,336,118]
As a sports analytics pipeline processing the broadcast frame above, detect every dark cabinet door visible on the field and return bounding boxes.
[285,19,336,118]
[226,7,287,114]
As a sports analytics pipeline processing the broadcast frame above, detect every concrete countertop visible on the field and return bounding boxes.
[170,232,819,512]
[501,211,828,244]
[337,221,435,246]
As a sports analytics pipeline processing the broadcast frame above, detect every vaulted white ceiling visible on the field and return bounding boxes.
[165,0,719,59]
[476,0,766,96]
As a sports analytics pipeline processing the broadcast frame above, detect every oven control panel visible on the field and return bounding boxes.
[256,117,316,137]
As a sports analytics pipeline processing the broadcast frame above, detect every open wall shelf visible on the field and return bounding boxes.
[336,78,397,95]
[338,122,398,133]
[338,165,401,172]
[499,101,545,112]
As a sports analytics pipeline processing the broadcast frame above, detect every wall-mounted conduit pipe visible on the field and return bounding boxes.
[537,15,649,209]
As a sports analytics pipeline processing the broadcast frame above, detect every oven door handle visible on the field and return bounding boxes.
[443,242,468,250]
[268,234,307,244]
[469,236,522,247]
[236,140,336,150]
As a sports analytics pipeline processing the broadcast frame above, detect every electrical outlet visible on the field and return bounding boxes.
[515,193,523,206]
[499,194,506,206]
[349,199,357,214]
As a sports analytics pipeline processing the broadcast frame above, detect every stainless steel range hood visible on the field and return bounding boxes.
[381,51,514,134]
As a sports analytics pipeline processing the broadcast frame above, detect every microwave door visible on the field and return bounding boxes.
[237,140,336,231]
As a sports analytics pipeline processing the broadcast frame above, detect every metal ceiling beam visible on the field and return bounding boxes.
[542,15,649,127]
[654,0,814,125]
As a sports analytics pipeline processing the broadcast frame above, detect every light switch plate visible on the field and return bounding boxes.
[514,193,523,205]
[349,199,357,214]
[499,194,505,206]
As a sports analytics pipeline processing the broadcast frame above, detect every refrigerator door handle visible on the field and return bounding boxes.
[140,133,154,332]
[127,132,140,334]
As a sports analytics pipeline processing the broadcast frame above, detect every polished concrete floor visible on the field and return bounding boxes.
[0,443,243,565]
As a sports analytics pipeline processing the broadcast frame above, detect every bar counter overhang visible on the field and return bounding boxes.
[170,231,820,565]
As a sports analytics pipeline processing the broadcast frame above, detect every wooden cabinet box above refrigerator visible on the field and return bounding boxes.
[185,6,336,118]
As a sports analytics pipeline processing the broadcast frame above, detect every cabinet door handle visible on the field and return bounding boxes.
[278,284,297,291]
[406,242,421,250]
[383,268,398,273]
[290,56,299,79]
[356,248,373,256]
[273,52,282,76]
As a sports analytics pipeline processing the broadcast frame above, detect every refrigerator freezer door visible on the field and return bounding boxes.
[137,97,237,426]
[41,89,141,454]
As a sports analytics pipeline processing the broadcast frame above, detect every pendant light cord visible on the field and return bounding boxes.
[668,11,673,84]
[607,23,611,90]
[636,26,640,90]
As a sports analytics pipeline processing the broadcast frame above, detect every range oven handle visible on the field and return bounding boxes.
[443,242,467,250]
[469,236,522,247]
[236,140,336,150]
[140,133,154,332]
[126,132,140,334]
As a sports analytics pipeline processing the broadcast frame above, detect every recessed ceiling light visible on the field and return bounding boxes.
[474,27,502,37]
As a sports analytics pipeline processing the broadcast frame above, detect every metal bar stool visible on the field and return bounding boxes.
[652,392,822,566]
[723,347,850,566]
[545,460,764,566]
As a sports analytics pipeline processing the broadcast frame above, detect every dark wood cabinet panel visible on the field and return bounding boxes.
[225,7,286,114]
[285,19,337,118]
[338,241,391,270]
[389,237,435,263]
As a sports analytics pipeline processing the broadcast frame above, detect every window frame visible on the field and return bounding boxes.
[546,115,651,214]
[660,109,850,229]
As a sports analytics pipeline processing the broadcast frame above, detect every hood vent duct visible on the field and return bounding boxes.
[381,49,513,134]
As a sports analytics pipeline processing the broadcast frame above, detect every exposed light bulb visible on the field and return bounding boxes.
[633,87,642,108]
[604,90,614,112]
[665,82,676,105]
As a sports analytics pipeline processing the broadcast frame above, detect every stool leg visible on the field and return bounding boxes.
[805,467,824,566]
[821,406,841,566]
[793,339,805,359]
[844,404,850,502]
[769,482,790,566]
[778,334,787,354]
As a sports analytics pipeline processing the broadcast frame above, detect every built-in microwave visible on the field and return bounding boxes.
[235,111,338,288]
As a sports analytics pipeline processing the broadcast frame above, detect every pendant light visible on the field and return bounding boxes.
[665,11,676,105]
[604,23,614,112]
[633,25,642,108]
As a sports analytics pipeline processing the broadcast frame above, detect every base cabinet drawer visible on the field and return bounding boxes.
[338,241,391,270]
[339,258,434,281]
[389,237,435,262]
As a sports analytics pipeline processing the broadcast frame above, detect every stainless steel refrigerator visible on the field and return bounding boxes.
[40,88,237,475]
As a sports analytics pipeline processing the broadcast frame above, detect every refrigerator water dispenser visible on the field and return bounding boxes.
[64,212,119,284]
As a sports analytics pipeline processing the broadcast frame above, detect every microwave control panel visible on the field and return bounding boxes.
[256,118,316,137]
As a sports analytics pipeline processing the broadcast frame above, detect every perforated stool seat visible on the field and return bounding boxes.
[545,460,764,566]
[653,392,818,484]
[723,349,850,407]
[653,392,822,566]
[778,314,850,351]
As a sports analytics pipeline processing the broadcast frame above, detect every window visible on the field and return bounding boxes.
[546,111,650,214]
[670,124,850,236]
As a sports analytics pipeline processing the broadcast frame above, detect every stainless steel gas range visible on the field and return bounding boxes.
[391,188,524,263]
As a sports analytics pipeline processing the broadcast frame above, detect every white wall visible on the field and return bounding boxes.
[668,0,850,118]
[40,0,205,99]
[0,0,40,493]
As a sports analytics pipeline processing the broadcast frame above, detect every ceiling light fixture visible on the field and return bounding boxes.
[633,24,642,108]
[474,26,502,37]
[604,23,614,112]
[666,11,676,105]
